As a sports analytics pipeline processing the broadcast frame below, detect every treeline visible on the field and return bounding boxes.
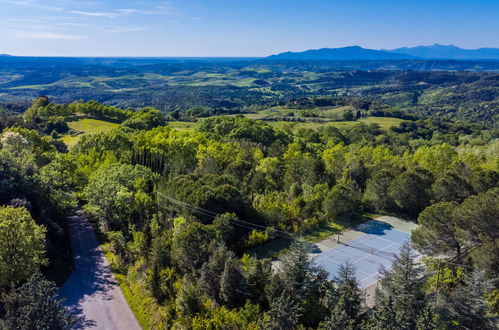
[0,99,497,328]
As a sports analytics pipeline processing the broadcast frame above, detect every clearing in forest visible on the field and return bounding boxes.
[60,118,119,147]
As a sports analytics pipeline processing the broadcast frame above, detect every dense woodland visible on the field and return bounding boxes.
[0,62,498,330]
[1,58,498,128]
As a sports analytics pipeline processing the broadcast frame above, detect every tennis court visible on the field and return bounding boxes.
[312,219,414,288]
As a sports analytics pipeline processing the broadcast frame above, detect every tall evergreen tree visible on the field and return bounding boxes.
[375,242,425,329]
[0,272,74,330]
[261,295,302,330]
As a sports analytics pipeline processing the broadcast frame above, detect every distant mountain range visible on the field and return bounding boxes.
[388,44,499,60]
[266,46,416,61]
[267,45,499,61]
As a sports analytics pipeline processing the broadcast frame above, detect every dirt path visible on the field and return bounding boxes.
[59,210,141,330]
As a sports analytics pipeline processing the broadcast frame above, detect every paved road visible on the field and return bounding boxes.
[59,210,141,329]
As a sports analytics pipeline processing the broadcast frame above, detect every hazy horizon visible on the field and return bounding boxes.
[1,0,498,57]
[3,44,499,59]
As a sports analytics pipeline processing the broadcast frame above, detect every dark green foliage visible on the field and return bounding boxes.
[323,179,362,218]
[435,270,496,329]
[365,295,398,329]
[175,276,205,317]
[161,174,245,222]
[121,107,166,130]
[374,243,425,329]
[171,221,216,274]
[270,243,332,327]
[363,169,395,212]
[0,272,74,330]
[388,168,433,216]
[219,257,246,308]
[412,202,466,262]
[1,72,498,328]
[334,261,362,322]
[198,116,283,146]
[260,295,302,330]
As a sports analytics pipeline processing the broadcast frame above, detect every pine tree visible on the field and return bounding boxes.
[437,269,495,329]
[261,295,302,330]
[416,303,437,330]
[319,299,357,330]
[0,272,74,330]
[335,261,362,320]
[375,242,425,329]
[365,295,398,330]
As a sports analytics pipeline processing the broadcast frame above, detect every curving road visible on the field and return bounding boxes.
[59,210,141,329]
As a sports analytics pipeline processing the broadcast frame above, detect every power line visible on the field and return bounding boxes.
[157,192,295,240]
[157,191,407,261]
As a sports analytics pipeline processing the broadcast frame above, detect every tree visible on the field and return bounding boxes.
[198,243,234,303]
[121,107,166,130]
[334,261,362,322]
[431,162,474,203]
[319,302,357,330]
[436,270,495,329]
[457,188,499,276]
[365,295,398,329]
[323,178,361,219]
[219,257,246,308]
[261,295,302,330]
[415,304,437,330]
[0,206,46,288]
[175,276,206,317]
[363,169,395,212]
[273,243,331,327]
[413,144,457,175]
[0,272,74,330]
[388,168,433,216]
[412,202,467,262]
[375,242,425,329]
[171,221,216,274]
[83,163,157,232]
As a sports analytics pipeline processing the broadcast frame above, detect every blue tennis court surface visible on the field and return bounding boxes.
[313,220,411,288]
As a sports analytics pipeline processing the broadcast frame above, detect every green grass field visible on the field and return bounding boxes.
[60,118,119,147]
[359,117,406,130]
[168,116,406,134]
[268,117,406,132]
[167,121,196,131]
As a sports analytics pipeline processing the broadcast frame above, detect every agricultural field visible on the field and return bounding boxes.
[267,116,406,132]
[60,118,119,147]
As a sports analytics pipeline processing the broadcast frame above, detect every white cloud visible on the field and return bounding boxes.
[3,30,84,39]
[69,10,116,17]
[106,26,150,33]
[2,0,63,12]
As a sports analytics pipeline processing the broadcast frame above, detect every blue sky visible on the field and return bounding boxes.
[1,0,498,57]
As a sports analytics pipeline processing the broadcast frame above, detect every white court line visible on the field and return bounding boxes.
[317,240,397,269]
[316,257,342,266]
[349,242,398,277]
[369,233,407,245]
[360,272,380,287]
[313,235,373,263]
[357,269,373,277]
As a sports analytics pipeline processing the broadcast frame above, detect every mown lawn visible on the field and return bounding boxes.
[60,118,119,147]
